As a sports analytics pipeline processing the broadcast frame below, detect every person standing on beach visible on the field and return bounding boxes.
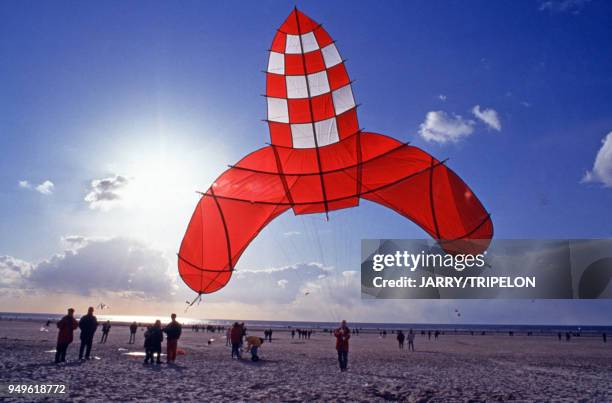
[55,308,78,364]
[291,329,295,339]
[78,307,98,360]
[100,321,111,343]
[397,330,405,350]
[163,314,182,363]
[407,329,415,352]
[128,321,138,344]
[230,322,243,359]
[334,320,351,372]
[225,327,231,346]
[144,320,163,364]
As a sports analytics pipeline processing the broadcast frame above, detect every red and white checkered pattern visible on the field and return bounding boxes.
[266,9,359,148]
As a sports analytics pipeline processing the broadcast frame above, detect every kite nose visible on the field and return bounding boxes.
[265,9,359,149]
[278,8,320,35]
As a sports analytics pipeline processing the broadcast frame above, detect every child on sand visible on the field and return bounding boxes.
[245,336,264,362]
[144,320,163,364]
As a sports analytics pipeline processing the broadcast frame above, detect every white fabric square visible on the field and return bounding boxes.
[267,98,289,123]
[307,71,330,97]
[300,32,319,53]
[332,85,355,115]
[321,43,342,68]
[291,123,315,148]
[286,75,308,99]
[315,117,339,146]
[267,52,284,74]
[285,34,302,54]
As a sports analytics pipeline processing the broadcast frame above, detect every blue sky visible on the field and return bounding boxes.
[1,0,611,323]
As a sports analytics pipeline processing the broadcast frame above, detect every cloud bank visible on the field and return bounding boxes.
[1,237,176,299]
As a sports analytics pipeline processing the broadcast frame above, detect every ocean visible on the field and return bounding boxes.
[1,312,610,336]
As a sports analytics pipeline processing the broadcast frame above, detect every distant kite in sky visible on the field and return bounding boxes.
[178,9,493,295]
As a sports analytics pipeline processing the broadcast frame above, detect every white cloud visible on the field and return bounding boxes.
[2,237,177,299]
[277,279,289,288]
[419,111,475,144]
[438,94,447,101]
[85,175,129,210]
[472,105,502,131]
[539,0,591,14]
[35,180,55,195]
[18,179,54,195]
[582,132,612,187]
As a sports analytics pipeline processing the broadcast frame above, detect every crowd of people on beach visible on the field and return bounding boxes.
[53,307,184,365]
[47,308,609,372]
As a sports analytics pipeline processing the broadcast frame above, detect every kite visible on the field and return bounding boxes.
[178,8,493,295]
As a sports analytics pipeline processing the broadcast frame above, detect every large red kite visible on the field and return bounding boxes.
[178,9,493,295]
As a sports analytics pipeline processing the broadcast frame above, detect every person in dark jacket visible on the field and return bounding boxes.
[100,321,111,343]
[78,307,98,360]
[129,321,138,344]
[163,314,182,363]
[144,320,164,364]
[334,320,351,372]
[230,322,243,359]
[55,308,78,364]
[397,330,405,350]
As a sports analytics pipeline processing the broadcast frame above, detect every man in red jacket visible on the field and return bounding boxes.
[334,320,351,372]
[55,308,78,364]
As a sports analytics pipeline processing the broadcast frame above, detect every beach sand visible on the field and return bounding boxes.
[1,320,611,401]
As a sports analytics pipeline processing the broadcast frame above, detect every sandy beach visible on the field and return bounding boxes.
[0,320,610,402]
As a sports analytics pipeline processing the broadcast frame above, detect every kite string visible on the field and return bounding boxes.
[184,293,202,313]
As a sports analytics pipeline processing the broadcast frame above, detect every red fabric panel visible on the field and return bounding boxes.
[279,10,318,35]
[358,133,493,251]
[313,26,333,47]
[337,109,359,139]
[310,93,335,121]
[318,133,358,171]
[304,51,325,73]
[270,32,286,53]
[296,10,319,33]
[179,193,289,293]
[268,122,292,148]
[288,174,323,204]
[233,147,278,173]
[285,54,306,75]
[266,73,287,98]
[288,99,312,123]
[327,63,350,90]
